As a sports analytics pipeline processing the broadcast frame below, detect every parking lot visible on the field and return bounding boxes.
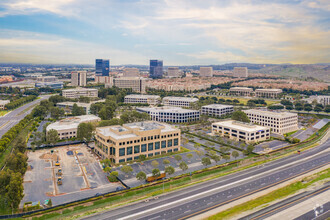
[21,145,119,207]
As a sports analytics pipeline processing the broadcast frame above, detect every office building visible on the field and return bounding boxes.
[201,104,234,118]
[71,71,87,86]
[200,67,213,77]
[62,87,98,99]
[212,120,270,143]
[255,89,282,99]
[36,76,57,82]
[95,121,181,163]
[233,67,248,78]
[229,87,253,96]
[56,100,105,114]
[306,95,330,106]
[167,67,180,77]
[150,60,163,78]
[243,109,298,134]
[162,96,199,108]
[35,81,64,89]
[96,59,110,76]
[124,94,160,105]
[0,100,10,110]
[95,76,112,84]
[123,68,139,77]
[46,115,101,140]
[136,106,200,123]
[113,77,146,93]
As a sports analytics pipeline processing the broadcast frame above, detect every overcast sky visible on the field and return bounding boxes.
[0,0,329,65]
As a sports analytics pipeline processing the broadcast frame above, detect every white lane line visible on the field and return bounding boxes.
[149,216,160,220]
[227,195,232,198]
[261,183,265,186]
[117,149,330,220]
[207,202,213,205]
[184,210,191,213]
[245,188,250,191]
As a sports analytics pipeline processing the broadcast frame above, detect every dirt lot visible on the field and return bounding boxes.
[21,145,117,207]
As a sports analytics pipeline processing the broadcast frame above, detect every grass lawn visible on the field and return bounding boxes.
[0,110,10,117]
[198,95,280,106]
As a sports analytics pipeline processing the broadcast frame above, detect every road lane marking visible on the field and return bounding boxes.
[117,150,330,220]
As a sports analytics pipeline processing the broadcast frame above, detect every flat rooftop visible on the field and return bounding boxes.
[62,87,97,92]
[230,87,253,90]
[255,89,282,92]
[244,109,297,118]
[47,115,100,131]
[163,96,199,102]
[125,94,160,99]
[213,120,268,133]
[202,104,233,109]
[137,106,198,113]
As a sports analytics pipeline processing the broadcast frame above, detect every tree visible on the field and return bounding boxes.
[152,168,160,177]
[14,137,26,153]
[139,154,146,161]
[304,104,313,112]
[50,107,65,120]
[77,122,94,141]
[33,131,44,147]
[314,106,323,112]
[165,166,175,177]
[78,96,90,103]
[223,154,230,162]
[120,111,149,123]
[240,143,246,149]
[179,161,188,173]
[32,105,47,118]
[326,105,330,113]
[46,129,59,145]
[211,155,221,164]
[121,165,133,176]
[245,145,255,155]
[195,150,204,158]
[163,159,170,166]
[209,150,217,156]
[194,143,201,149]
[6,172,24,210]
[108,171,119,182]
[201,157,211,167]
[232,111,250,123]
[232,151,239,160]
[104,167,112,173]
[174,155,182,163]
[98,105,115,120]
[136,171,146,181]
[186,153,193,161]
[72,103,85,116]
[151,160,159,168]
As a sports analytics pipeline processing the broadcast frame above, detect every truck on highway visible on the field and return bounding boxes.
[146,172,166,182]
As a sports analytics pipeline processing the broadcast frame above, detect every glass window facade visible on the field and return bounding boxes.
[148,143,154,151]
[134,145,140,154]
[119,148,125,156]
[155,141,160,150]
[168,139,173,147]
[141,144,147,152]
[161,141,166,148]
[127,147,132,155]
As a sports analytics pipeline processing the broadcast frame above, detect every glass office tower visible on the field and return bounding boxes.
[149,60,163,79]
[96,59,110,76]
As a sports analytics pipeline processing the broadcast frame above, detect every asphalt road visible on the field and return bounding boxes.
[83,139,330,220]
[0,95,51,138]
[240,184,330,220]
[295,202,330,220]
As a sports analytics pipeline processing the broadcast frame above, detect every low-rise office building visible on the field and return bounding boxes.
[123,68,139,77]
[112,77,146,93]
[167,67,180,77]
[35,81,64,89]
[62,87,98,99]
[0,100,10,110]
[37,76,57,82]
[229,87,253,96]
[57,100,105,114]
[243,109,298,134]
[136,106,200,123]
[255,89,282,99]
[95,121,181,163]
[162,96,198,108]
[212,120,270,143]
[201,104,234,118]
[46,115,101,140]
[306,95,330,106]
[233,67,248,78]
[124,94,160,105]
[200,67,213,77]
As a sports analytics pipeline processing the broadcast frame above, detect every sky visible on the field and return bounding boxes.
[0,0,329,65]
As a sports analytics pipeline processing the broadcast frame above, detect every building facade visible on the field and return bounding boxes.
[35,81,63,89]
[124,94,160,105]
[233,67,248,78]
[71,71,87,86]
[57,100,105,114]
[46,115,101,140]
[212,120,270,143]
[0,100,10,110]
[200,67,213,77]
[243,109,298,135]
[229,87,253,96]
[255,89,282,99]
[62,87,98,99]
[201,104,234,118]
[112,77,146,93]
[162,96,199,108]
[306,95,330,106]
[94,76,112,84]
[150,60,163,78]
[95,121,181,163]
[136,107,200,123]
[37,76,57,82]
[167,67,180,77]
[123,68,139,77]
[96,59,110,76]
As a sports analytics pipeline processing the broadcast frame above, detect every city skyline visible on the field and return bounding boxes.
[0,0,329,65]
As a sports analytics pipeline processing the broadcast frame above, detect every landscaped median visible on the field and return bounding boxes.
[207,168,330,220]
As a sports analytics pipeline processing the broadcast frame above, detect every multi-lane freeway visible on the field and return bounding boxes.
[83,139,330,220]
[0,95,51,138]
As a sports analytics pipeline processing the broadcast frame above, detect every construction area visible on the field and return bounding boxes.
[21,145,121,207]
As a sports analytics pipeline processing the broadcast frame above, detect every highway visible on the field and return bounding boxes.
[83,139,330,220]
[0,95,51,138]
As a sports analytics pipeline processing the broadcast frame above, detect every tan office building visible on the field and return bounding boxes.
[124,94,160,105]
[255,89,282,99]
[167,67,180,77]
[112,77,146,93]
[0,100,10,110]
[162,96,199,108]
[62,87,98,99]
[243,109,298,134]
[123,68,139,77]
[95,76,112,84]
[229,87,253,96]
[46,115,101,140]
[212,120,270,143]
[37,76,57,82]
[95,121,181,163]
[56,100,105,114]
[200,67,213,77]
[233,67,248,78]
[71,71,87,86]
